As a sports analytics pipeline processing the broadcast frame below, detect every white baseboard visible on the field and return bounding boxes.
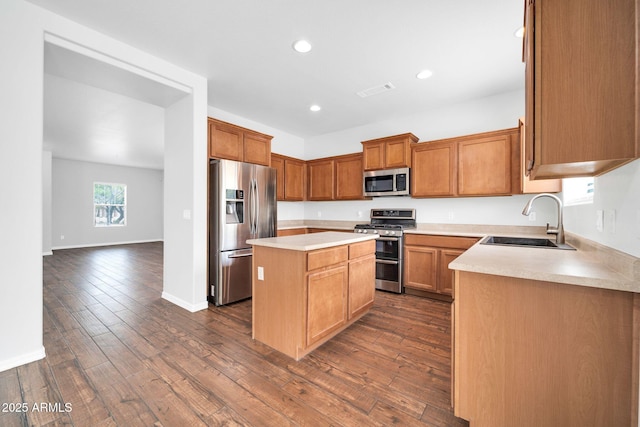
[0,346,46,373]
[52,239,163,251]
[162,292,208,312]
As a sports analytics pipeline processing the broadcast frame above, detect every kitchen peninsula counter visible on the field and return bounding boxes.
[247,232,377,360]
[450,235,640,427]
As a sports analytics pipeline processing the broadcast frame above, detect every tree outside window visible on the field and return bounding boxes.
[94,182,127,227]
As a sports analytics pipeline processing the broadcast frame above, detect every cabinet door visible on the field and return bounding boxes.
[403,245,438,292]
[458,135,512,196]
[348,254,375,319]
[385,138,411,168]
[306,265,348,347]
[271,154,285,200]
[209,120,243,161]
[243,131,271,166]
[527,0,637,178]
[284,158,305,201]
[362,141,385,171]
[307,159,335,200]
[438,249,464,296]
[335,154,364,200]
[411,141,457,197]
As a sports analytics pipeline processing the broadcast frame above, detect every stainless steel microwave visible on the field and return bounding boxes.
[363,167,410,197]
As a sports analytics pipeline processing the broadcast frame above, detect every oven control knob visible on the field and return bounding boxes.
[384,230,390,235]
[373,230,378,234]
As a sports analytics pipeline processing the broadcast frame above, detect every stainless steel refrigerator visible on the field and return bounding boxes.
[209,159,277,306]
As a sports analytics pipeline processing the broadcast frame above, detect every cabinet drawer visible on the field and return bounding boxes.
[307,246,348,271]
[404,234,478,250]
[349,240,375,260]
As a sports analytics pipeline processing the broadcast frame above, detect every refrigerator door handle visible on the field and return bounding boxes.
[251,178,259,235]
[252,179,257,234]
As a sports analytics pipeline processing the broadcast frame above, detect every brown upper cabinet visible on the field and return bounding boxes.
[208,118,272,166]
[307,153,366,201]
[361,133,418,171]
[307,158,335,201]
[523,0,639,179]
[271,153,305,201]
[517,118,561,194]
[334,153,366,200]
[412,128,520,197]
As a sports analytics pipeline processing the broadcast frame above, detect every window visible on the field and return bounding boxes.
[94,182,127,227]
[562,177,594,206]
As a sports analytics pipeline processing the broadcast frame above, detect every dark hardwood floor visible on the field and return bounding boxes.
[0,242,468,426]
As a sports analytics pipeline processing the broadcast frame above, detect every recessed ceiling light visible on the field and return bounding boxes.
[309,104,321,112]
[293,39,312,53]
[514,26,525,38]
[416,69,433,80]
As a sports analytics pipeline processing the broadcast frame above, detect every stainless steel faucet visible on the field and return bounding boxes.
[522,193,565,244]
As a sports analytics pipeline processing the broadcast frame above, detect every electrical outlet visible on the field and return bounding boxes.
[60,235,65,240]
[317,211,322,218]
[257,266,264,281]
[528,211,537,222]
[448,212,455,221]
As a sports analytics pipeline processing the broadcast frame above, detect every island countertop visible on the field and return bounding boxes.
[247,231,378,251]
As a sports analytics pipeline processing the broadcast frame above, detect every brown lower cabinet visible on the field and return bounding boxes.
[252,239,375,360]
[454,271,638,426]
[403,234,478,298]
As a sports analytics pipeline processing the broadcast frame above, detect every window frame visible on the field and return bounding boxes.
[93,181,128,227]
[562,177,594,207]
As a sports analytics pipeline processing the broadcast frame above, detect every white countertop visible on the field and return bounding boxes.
[248,231,378,252]
[450,238,640,294]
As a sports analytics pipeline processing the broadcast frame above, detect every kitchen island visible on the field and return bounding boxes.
[247,232,378,360]
[450,236,640,427]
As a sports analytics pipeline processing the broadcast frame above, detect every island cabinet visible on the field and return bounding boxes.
[523,0,639,179]
[412,128,520,197]
[361,133,418,171]
[250,234,376,360]
[453,271,639,427]
[271,153,305,201]
[403,234,478,299]
[208,118,272,166]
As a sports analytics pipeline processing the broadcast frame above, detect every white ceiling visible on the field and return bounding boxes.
[33,0,525,169]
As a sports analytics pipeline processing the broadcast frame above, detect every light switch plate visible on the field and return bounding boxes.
[604,209,616,234]
[596,210,604,232]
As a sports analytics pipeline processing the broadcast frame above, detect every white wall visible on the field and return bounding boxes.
[302,90,559,227]
[163,94,209,312]
[304,90,526,159]
[43,151,53,255]
[51,159,163,249]
[0,0,207,372]
[0,0,46,371]
[564,159,640,257]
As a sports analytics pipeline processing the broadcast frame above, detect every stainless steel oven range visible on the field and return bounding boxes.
[354,209,416,293]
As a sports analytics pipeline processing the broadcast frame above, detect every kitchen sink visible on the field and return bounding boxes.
[480,235,575,250]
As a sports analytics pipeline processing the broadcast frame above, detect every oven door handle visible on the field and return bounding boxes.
[377,237,399,242]
[376,259,399,265]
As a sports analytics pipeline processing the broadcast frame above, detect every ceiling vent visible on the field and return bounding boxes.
[357,82,396,98]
